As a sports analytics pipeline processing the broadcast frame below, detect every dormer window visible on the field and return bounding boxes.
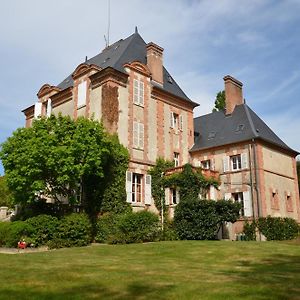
[133,79,144,106]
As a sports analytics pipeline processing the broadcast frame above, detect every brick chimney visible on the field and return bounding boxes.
[223,75,244,115]
[146,42,164,85]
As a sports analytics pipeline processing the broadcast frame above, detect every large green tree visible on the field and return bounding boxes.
[212,90,226,112]
[0,176,13,207]
[0,115,130,217]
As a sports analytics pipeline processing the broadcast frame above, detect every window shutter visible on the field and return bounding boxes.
[139,81,144,106]
[133,122,139,147]
[77,81,87,107]
[126,171,133,203]
[223,156,230,172]
[211,158,215,171]
[165,188,170,205]
[210,185,216,201]
[241,153,248,169]
[133,79,139,104]
[170,112,174,128]
[243,191,253,217]
[34,102,42,119]
[47,99,52,117]
[179,115,183,131]
[145,175,152,205]
[139,123,144,149]
[176,189,180,203]
[224,193,231,200]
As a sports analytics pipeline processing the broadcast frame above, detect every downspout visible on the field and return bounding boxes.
[248,144,255,218]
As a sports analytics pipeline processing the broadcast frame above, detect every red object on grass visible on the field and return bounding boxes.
[18,241,27,249]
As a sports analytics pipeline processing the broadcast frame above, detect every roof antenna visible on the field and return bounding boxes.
[135,26,138,34]
[85,56,88,62]
[104,0,111,47]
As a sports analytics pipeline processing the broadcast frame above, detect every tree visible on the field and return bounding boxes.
[0,176,13,207]
[212,90,225,112]
[0,115,130,217]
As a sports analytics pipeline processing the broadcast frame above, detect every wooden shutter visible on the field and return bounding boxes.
[145,175,152,205]
[77,81,87,107]
[165,188,170,205]
[223,156,230,172]
[224,193,231,200]
[47,99,52,117]
[243,191,253,217]
[170,112,174,128]
[210,185,216,201]
[126,171,133,203]
[179,115,183,131]
[241,153,248,169]
[34,102,42,119]
[139,123,144,149]
[133,79,139,104]
[176,189,180,203]
[133,122,139,147]
[139,81,144,106]
[211,158,215,171]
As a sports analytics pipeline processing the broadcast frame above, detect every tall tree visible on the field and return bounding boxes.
[0,176,13,207]
[212,90,226,112]
[0,115,130,216]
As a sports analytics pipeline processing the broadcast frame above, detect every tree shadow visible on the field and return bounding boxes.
[1,282,175,300]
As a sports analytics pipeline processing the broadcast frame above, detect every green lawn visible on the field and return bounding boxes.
[0,241,299,300]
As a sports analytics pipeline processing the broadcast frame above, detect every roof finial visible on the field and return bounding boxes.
[135,26,138,34]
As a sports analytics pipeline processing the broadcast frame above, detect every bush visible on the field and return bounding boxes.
[50,213,92,248]
[102,211,159,244]
[95,213,120,243]
[0,221,34,247]
[158,221,178,241]
[25,215,60,247]
[243,221,256,241]
[257,216,299,241]
[174,199,240,240]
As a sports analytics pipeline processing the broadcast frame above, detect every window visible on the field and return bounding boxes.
[286,193,293,212]
[232,192,244,216]
[201,160,211,170]
[132,173,143,203]
[174,152,180,167]
[133,121,144,149]
[170,188,179,205]
[46,99,52,117]
[231,155,242,171]
[170,112,183,130]
[77,81,87,107]
[271,190,279,210]
[133,79,144,106]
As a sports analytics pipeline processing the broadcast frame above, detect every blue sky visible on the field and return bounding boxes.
[1,0,300,175]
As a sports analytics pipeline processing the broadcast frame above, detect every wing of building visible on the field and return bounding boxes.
[22,30,300,239]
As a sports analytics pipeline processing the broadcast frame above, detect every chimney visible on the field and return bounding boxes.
[146,42,164,85]
[223,75,244,115]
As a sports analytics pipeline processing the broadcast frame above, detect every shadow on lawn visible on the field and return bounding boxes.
[226,253,300,300]
[1,282,175,300]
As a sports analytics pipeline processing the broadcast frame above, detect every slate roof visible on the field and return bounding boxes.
[191,104,298,155]
[57,31,192,102]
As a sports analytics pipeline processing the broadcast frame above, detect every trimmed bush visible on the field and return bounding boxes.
[174,199,240,240]
[49,213,92,249]
[158,221,179,241]
[115,211,159,244]
[95,213,120,243]
[0,222,11,247]
[257,216,299,241]
[243,221,256,241]
[25,215,60,247]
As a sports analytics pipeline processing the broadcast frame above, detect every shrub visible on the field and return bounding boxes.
[95,213,120,243]
[1,221,34,247]
[158,221,179,241]
[25,215,60,246]
[50,213,92,248]
[174,199,240,240]
[112,211,159,244]
[257,216,299,241]
[0,222,11,247]
[243,221,256,241]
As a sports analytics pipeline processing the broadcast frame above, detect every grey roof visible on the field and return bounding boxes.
[57,31,191,102]
[191,104,298,155]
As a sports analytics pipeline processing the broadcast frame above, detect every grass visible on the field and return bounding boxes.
[0,241,299,300]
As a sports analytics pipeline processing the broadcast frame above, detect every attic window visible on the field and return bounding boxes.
[103,57,110,63]
[208,131,216,139]
[168,76,173,83]
[235,124,245,133]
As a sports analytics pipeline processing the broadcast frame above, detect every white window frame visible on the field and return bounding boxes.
[174,152,180,167]
[170,112,182,130]
[201,159,211,170]
[46,98,52,117]
[133,121,144,149]
[170,188,180,205]
[133,79,144,106]
[231,154,242,171]
[132,173,143,203]
[232,192,244,216]
[77,81,87,108]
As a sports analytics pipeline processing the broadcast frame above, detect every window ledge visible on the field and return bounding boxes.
[77,104,86,110]
[133,147,144,151]
[131,203,145,208]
